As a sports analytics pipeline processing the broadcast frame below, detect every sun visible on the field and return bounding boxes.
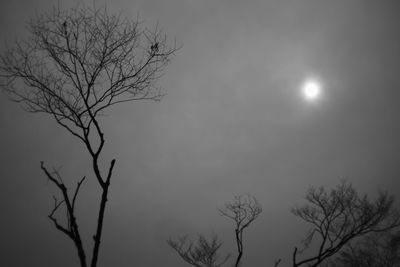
[302,79,321,101]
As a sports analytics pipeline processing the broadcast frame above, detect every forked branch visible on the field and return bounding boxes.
[41,161,87,267]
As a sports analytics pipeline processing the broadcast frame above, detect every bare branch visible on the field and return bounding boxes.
[72,176,86,210]
[48,196,71,238]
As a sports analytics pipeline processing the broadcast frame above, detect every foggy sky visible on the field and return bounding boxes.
[1,1,400,266]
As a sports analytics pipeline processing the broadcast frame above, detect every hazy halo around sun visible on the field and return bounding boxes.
[301,79,322,101]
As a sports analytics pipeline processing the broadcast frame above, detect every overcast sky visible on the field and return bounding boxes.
[1,0,400,266]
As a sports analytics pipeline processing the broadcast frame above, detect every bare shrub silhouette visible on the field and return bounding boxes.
[168,234,230,267]
[0,4,177,267]
[291,181,400,267]
[168,194,261,267]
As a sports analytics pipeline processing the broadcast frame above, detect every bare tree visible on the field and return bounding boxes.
[168,234,230,267]
[330,230,400,267]
[291,181,400,267]
[219,194,262,267]
[0,4,177,267]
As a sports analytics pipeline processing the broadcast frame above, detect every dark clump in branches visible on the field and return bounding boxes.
[0,4,177,267]
[219,194,262,267]
[291,181,400,267]
[168,234,230,267]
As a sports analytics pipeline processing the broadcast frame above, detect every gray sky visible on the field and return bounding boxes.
[1,0,400,266]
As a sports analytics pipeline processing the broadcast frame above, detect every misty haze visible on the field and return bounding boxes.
[1,1,400,267]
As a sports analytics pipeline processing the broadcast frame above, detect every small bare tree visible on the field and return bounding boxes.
[0,4,177,267]
[291,181,400,267]
[168,234,230,267]
[219,194,262,267]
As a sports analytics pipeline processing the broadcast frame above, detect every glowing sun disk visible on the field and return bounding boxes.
[302,80,321,101]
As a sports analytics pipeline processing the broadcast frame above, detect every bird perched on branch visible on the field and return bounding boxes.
[151,42,159,53]
[62,21,67,35]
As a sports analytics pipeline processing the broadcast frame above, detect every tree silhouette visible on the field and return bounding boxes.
[168,234,230,267]
[219,194,262,267]
[291,181,400,267]
[0,4,177,267]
